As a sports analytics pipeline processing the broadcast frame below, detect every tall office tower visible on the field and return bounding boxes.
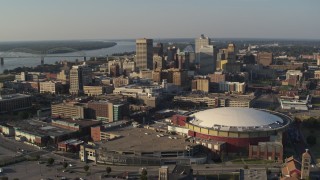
[195,34,211,61]
[167,46,178,61]
[192,78,210,93]
[122,60,136,76]
[172,69,188,87]
[227,43,236,62]
[153,55,165,70]
[177,52,190,70]
[136,38,153,71]
[257,52,273,66]
[153,43,164,57]
[109,63,120,77]
[198,45,216,75]
[217,49,228,61]
[301,149,311,179]
[69,63,92,95]
[316,54,320,66]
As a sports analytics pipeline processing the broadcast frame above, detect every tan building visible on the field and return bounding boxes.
[83,86,105,96]
[227,43,236,62]
[51,102,85,119]
[69,63,92,95]
[257,52,273,66]
[57,69,69,84]
[195,34,211,58]
[139,69,153,79]
[174,93,255,108]
[40,81,62,94]
[192,78,209,93]
[122,60,136,75]
[153,55,165,70]
[172,69,188,87]
[314,70,320,79]
[113,76,131,87]
[208,72,226,83]
[159,166,169,180]
[136,38,153,70]
[80,144,97,163]
[152,70,162,83]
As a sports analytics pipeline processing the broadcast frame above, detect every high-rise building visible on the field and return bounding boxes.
[257,52,273,66]
[136,38,153,70]
[69,63,92,95]
[153,43,164,57]
[153,55,165,70]
[109,63,120,77]
[177,52,190,70]
[167,46,178,62]
[195,34,211,59]
[198,45,216,75]
[122,60,136,76]
[172,69,188,87]
[227,43,236,62]
[317,54,320,66]
[208,72,226,83]
[192,78,210,93]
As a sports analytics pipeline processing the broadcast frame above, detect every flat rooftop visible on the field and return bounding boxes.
[0,93,31,101]
[175,92,255,101]
[52,119,101,128]
[97,127,195,153]
[7,119,73,137]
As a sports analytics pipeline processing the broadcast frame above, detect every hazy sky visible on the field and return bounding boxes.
[0,0,319,41]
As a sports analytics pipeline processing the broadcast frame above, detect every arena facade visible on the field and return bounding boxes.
[183,107,291,152]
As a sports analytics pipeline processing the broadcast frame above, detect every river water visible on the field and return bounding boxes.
[0,41,136,73]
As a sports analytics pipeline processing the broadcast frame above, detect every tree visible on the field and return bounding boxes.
[106,167,112,176]
[306,135,317,146]
[63,162,68,169]
[84,165,89,172]
[18,111,29,119]
[140,169,147,180]
[47,158,54,165]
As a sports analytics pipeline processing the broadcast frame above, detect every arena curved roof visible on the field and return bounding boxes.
[189,107,285,129]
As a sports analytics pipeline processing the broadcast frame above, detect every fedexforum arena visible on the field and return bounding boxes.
[183,107,291,151]
[80,107,291,166]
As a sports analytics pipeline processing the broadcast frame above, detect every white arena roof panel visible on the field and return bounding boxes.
[190,107,284,128]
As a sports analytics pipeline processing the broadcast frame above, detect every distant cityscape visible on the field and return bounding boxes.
[0,35,320,180]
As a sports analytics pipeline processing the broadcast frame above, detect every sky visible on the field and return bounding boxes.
[0,0,319,41]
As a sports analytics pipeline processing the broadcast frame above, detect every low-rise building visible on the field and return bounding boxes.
[0,93,32,114]
[174,93,255,108]
[40,81,62,94]
[57,139,84,152]
[279,95,311,111]
[249,142,283,162]
[51,102,86,119]
[218,81,246,94]
[83,86,108,96]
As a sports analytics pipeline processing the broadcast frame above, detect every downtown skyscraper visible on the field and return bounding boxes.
[135,38,153,71]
